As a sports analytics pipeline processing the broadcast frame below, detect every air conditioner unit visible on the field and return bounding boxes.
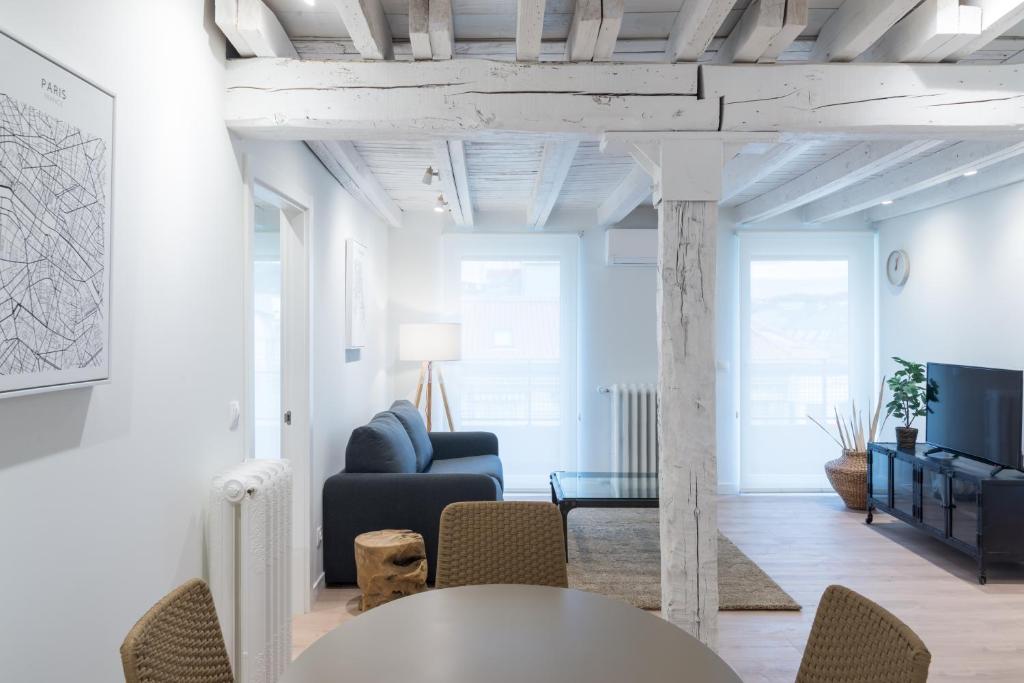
[605,228,656,266]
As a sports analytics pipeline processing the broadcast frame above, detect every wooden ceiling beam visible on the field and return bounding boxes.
[432,140,473,227]
[870,156,1024,221]
[666,0,737,62]
[734,140,940,223]
[216,0,297,58]
[597,165,652,226]
[516,0,547,62]
[528,141,580,229]
[721,141,817,205]
[759,0,808,63]
[330,0,393,60]
[947,0,1024,61]
[714,0,785,64]
[429,0,455,60]
[858,0,981,63]
[325,141,403,226]
[804,140,1024,222]
[226,60,1024,139]
[566,0,602,62]
[408,0,432,60]
[593,0,625,62]
[809,0,920,62]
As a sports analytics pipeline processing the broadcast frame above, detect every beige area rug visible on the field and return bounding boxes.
[567,508,800,611]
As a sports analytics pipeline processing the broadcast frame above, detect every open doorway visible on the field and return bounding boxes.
[247,181,312,614]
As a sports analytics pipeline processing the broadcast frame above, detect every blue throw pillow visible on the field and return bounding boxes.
[390,400,434,471]
[345,412,417,473]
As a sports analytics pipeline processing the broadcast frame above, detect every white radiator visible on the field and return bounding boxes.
[608,384,659,480]
[209,460,292,683]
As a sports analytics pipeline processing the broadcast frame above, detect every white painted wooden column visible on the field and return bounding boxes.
[655,139,722,647]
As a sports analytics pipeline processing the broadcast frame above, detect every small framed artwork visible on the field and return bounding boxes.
[346,239,368,349]
[0,31,115,398]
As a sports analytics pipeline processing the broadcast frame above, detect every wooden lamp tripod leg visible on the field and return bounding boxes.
[437,366,455,432]
[413,361,427,408]
[425,361,434,432]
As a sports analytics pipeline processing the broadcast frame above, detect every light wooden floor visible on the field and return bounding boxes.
[294,495,1024,682]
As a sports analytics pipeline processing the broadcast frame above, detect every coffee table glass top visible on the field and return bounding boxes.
[550,471,658,501]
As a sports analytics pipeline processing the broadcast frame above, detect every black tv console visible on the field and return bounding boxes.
[867,442,1024,584]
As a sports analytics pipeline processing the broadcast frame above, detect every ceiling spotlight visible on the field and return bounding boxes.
[880,199,894,206]
[423,166,440,185]
[963,169,978,177]
[304,0,316,6]
[434,194,448,213]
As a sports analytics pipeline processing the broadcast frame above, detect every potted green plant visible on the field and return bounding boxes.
[886,357,938,451]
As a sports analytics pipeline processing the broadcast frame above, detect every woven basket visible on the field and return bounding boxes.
[825,449,868,510]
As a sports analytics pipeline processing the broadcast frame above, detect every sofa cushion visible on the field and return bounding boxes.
[345,412,417,474]
[390,400,434,472]
[426,454,503,489]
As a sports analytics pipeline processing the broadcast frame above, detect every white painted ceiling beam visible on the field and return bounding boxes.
[306,140,376,215]
[666,0,737,62]
[330,0,393,60]
[759,0,809,63]
[529,141,580,229]
[593,0,626,62]
[858,0,981,63]
[734,140,940,223]
[429,0,455,60]
[597,165,652,226]
[328,141,404,227]
[804,140,1024,222]
[721,141,817,205]
[869,157,1024,221]
[216,0,297,58]
[705,63,1024,134]
[566,0,602,62]
[809,0,920,62]
[714,0,786,64]
[226,60,1024,139]
[408,0,432,60]
[516,0,547,62]
[947,1,1024,61]
[432,140,473,226]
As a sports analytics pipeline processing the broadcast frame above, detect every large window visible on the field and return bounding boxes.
[443,235,578,490]
[739,233,874,491]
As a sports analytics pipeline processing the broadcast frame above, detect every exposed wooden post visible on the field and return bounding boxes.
[655,139,723,646]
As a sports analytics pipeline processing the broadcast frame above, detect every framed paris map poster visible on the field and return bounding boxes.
[0,31,114,397]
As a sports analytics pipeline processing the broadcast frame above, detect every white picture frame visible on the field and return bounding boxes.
[0,31,115,398]
[345,239,368,349]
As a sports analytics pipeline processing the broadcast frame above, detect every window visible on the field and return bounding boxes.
[739,233,874,491]
[443,235,578,490]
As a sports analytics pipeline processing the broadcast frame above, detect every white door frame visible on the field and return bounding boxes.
[242,158,314,615]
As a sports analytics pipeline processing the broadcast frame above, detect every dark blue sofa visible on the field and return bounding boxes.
[323,400,503,584]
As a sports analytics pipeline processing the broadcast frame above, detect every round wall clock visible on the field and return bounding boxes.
[886,249,910,286]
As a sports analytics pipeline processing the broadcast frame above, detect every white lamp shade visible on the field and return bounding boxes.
[399,323,462,361]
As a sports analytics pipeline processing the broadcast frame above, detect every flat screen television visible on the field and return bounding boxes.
[926,363,1023,470]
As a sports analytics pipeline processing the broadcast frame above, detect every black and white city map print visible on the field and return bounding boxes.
[0,32,113,396]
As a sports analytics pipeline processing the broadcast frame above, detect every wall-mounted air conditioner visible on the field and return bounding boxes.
[605,228,656,266]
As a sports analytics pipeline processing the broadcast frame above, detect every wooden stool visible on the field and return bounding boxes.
[354,530,428,610]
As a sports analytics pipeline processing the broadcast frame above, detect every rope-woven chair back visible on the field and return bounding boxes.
[120,578,234,683]
[796,584,931,683]
[435,501,568,589]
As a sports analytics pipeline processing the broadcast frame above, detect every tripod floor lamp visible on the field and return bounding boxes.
[399,323,462,432]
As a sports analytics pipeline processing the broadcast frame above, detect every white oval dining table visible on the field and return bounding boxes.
[283,584,742,683]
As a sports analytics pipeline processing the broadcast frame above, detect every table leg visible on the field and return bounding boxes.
[560,503,571,562]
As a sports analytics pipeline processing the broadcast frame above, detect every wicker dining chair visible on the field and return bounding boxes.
[796,584,931,683]
[435,501,568,589]
[120,578,234,683]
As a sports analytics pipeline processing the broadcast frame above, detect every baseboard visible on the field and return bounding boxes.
[312,572,325,604]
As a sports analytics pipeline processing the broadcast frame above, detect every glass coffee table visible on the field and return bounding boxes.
[549,471,659,559]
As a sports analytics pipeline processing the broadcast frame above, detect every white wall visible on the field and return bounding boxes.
[235,141,391,591]
[0,2,243,680]
[876,180,1024,440]
[0,3,390,680]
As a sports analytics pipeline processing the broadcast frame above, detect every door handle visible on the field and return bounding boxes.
[284,410,292,426]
